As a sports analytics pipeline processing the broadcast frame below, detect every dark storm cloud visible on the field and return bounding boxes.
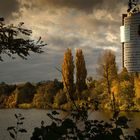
[43,0,102,13]
[0,0,128,82]
[0,0,20,18]
[25,0,127,13]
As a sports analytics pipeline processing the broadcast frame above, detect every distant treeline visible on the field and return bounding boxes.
[0,80,64,109]
[1,49,140,111]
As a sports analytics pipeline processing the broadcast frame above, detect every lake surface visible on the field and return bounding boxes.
[0,109,140,140]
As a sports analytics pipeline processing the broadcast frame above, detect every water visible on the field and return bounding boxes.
[0,109,140,140]
[0,109,53,140]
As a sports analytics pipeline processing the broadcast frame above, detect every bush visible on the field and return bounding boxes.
[18,103,32,109]
[61,102,73,110]
[16,82,36,104]
[53,90,67,107]
[32,93,47,109]
[4,94,17,108]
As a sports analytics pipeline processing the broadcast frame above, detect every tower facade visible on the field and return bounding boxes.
[120,0,140,72]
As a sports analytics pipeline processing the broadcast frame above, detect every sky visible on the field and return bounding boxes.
[0,0,129,83]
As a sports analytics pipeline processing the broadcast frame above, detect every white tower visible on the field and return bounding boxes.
[120,0,140,72]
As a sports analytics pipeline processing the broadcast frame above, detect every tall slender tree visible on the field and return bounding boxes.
[98,50,118,94]
[98,50,118,110]
[62,48,74,99]
[75,48,87,95]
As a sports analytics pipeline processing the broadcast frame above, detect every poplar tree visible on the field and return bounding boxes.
[75,48,87,94]
[62,48,74,98]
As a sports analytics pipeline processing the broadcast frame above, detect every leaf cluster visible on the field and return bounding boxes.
[7,113,27,140]
[0,18,46,61]
[30,107,137,140]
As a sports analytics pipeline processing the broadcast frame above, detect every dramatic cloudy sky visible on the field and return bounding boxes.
[0,0,129,83]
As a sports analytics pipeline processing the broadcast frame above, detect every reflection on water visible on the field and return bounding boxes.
[0,109,140,140]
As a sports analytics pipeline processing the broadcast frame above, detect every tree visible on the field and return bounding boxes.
[119,67,131,82]
[4,93,17,108]
[34,80,62,108]
[53,90,67,108]
[75,49,87,95]
[135,76,140,99]
[16,82,36,105]
[98,50,118,94]
[117,67,136,110]
[0,82,16,96]
[0,18,46,61]
[119,80,135,110]
[0,83,16,108]
[32,92,53,109]
[62,48,74,99]
[97,50,118,110]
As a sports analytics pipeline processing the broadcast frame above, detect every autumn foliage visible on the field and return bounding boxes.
[1,49,140,111]
[62,48,74,99]
[75,48,87,94]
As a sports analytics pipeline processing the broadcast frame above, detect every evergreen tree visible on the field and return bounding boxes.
[75,48,87,95]
[62,48,74,99]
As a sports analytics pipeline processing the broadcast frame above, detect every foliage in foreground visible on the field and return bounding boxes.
[30,108,140,140]
[0,18,46,61]
[8,108,140,140]
[7,113,27,140]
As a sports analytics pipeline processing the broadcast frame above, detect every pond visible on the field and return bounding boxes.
[0,109,140,140]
